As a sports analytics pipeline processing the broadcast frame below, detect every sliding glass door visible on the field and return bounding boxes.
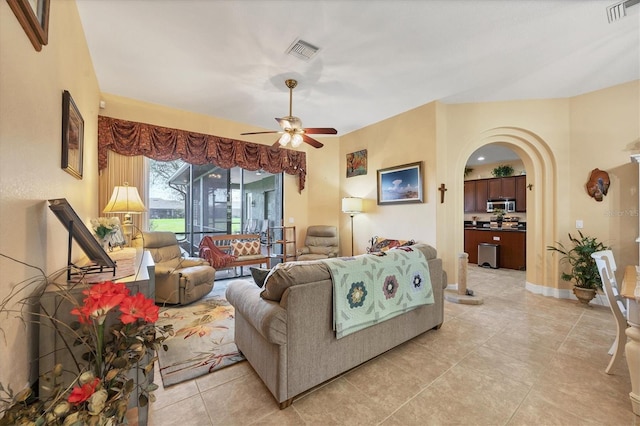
[148,159,282,255]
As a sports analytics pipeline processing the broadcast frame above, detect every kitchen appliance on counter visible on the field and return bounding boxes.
[489,215,520,229]
[486,199,515,213]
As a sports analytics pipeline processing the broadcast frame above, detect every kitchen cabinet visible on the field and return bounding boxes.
[515,175,527,212]
[464,181,476,212]
[474,179,488,212]
[488,177,516,199]
[464,228,526,270]
[465,176,526,213]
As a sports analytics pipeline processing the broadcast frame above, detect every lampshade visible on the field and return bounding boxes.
[291,133,303,148]
[278,132,292,146]
[103,184,146,223]
[342,197,363,214]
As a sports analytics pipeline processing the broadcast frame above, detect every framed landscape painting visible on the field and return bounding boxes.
[377,162,423,205]
[61,90,84,179]
[346,149,367,178]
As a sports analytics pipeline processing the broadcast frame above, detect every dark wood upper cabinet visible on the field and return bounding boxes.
[464,176,526,213]
[464,181,476,213]
[488,177,516,199]
[474,179,488,211]
[515,175,527,212]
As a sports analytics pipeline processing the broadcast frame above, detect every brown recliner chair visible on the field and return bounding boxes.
[297,225,339,261]
[134,232,215,305]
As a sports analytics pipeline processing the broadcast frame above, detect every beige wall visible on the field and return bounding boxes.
[339,102,438,257]
[2,0,639,398]
[0,0,100,391]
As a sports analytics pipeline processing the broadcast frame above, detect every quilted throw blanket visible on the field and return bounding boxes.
[322,247,433,339]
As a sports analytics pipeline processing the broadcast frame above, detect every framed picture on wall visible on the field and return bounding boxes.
[7,0,50,51]
[346,149,367,177]
[377,161,423,205]
[61,90,84,179]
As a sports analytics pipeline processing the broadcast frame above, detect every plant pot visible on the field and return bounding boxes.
[573,286,596,305]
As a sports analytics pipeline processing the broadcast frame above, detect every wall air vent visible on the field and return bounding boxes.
[607,0,640,22]
[286,39,320,61]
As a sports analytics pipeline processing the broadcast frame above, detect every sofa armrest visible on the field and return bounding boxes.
[297,246,310,256]
[226,280,287,345]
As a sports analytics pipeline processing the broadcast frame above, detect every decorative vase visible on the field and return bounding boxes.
[573,286,596,305]
[102,238,111,252]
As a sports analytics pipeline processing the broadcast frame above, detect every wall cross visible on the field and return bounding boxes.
[438,183,447,203]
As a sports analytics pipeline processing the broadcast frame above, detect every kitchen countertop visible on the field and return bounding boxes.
[464,226,526,232]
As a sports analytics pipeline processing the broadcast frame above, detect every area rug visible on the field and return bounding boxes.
[155,290,245,387]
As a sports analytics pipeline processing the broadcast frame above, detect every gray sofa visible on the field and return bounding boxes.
[225,243,447,408]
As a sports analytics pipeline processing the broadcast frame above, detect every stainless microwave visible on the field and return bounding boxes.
[487,199,515,213]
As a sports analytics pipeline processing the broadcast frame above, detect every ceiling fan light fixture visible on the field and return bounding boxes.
[291,133,303,148]
[279,132,292,146]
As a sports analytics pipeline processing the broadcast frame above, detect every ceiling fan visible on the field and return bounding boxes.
[241,79,337,149]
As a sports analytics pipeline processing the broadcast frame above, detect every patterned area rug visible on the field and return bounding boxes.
[155,286,245,387]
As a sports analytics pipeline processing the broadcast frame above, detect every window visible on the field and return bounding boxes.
[148,159,282,254]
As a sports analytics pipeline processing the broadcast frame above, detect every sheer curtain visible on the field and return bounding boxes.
[98,151,148,234]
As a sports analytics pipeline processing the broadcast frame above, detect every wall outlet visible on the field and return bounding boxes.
[576,220,583,229]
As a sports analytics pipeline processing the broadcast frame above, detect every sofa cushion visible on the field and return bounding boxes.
[232,240,261,256]
[250,267,271,288]
[367,236,415,253]
[261,261,331,302]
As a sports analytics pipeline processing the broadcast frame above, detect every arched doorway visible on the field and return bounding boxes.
[454,127,565,298]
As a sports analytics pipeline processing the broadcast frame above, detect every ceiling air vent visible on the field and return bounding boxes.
[286,39,320,61]
[607,0,640,22]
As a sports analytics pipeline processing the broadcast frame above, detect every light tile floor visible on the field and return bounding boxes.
[136,266,638,425]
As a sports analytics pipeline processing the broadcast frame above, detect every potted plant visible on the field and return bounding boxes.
[546,231,608,305]
[491,164,514,177]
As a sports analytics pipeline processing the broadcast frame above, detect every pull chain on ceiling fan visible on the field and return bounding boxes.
[240,79,337,149]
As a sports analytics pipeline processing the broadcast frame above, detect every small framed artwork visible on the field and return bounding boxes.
[61,90,84,179]
[7,0,50,51]
[377,161,423,205]
[346,149,367,177]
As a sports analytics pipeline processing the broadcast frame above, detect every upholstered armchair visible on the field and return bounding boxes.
[297,225,339,261]
[133,232,215,305]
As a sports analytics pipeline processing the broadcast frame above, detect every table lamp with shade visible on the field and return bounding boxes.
[103,183,146,245]
[342,197,363,256]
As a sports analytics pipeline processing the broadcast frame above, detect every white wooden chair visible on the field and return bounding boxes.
[592,250,628,374]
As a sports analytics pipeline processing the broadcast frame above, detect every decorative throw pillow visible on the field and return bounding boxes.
[232,240,261,256]
[250,267,271,288]
[367,236,415,253]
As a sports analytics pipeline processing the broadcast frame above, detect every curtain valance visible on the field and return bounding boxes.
[97,116,306,191]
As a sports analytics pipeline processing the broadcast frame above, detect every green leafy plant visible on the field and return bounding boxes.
[464,167,474,177]
[491,164,514,177]
[546,231,608,289]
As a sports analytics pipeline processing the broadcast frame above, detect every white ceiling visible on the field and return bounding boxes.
[76,0,639,141]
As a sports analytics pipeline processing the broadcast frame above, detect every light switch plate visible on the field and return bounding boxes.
[576,220,584,229]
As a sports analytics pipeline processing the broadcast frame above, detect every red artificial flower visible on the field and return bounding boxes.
[68,377,100,404]
[71,281,130,324]
[119,292,159,324]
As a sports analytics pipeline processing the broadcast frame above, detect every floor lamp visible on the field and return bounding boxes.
[342,197,363,256]
[103,183,147,246]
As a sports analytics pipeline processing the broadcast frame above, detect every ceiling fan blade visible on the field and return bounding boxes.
[240,131,280,135]
[304,128,338,135]
[302,134,324,148]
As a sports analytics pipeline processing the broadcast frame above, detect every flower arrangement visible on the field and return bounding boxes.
[0,264,172,426]
[90,217,120,240]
